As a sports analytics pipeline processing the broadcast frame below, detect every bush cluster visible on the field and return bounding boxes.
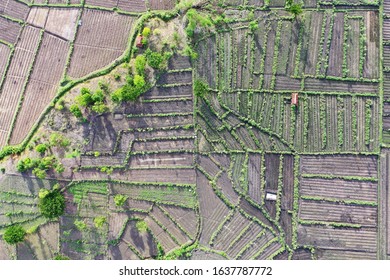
[16,156,64,179]
[38,187,65,219]
[3,225,26,245]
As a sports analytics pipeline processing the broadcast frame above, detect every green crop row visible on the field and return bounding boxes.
[274,155,284,223]
[298,219,362,229]
[300,195,377,206]
[301,173,377,182]
[291,155,300,250]
[365,99,372,146]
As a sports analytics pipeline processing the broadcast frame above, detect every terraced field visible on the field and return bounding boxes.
[0,0,388,260]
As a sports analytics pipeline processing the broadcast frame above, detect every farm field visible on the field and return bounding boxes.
[0,0,388,260]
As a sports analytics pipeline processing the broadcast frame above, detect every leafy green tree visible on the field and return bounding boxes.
[54,163,65,174]
[38,156,56,170]
[38,188,65,219]
[94,216,106,228]
[91,102,108,114]
[194,79,208,98]
[33,168,47,179]
[69,104,83,118]
[288,4,303,16]
[16,157,37,172]
[285,0,303,17]
[35,144,47,154]
[134,75,146,89]
[142,27,151,37]
[135,55,147,76]
[3,225,26,245]
[49,133,70,147]
[145,49,164,69]
[91,89,104,103]
[75,88,93,107]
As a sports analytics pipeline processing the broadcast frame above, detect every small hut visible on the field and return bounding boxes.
[291,93,298,106]
[265,192,277,201]
[136,35,144,48]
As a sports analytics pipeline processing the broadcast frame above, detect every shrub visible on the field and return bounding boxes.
[33,168,47,179]
[74,220,87,231]
[54,254,70,260]
[35,143,47,154]
[69,104,83,118]
[38,188,65,219]
[114,194,128,206]
[3,225,26,245]
[75,88,93,107]
[55,99,65,111]
[185,9,213,37]
[49,133,70,147]
[17,157,35,172]
[98,81,110,93]
[134,74,146,88]
[94,216,106,228]
[91,89,104,103]
[135,55,147,76]
[142,27,151,37]
[54,163,65,174]
[136,220,148,233]
[288,4,303,16]
[182,46,198,60]
[91,102,108,114]
[114,73,121,81]
[194,79,208,98]
[145,49,164,69]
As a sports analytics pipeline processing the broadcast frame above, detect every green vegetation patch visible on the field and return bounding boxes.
[3,225,26,245]
[38,187,65,219]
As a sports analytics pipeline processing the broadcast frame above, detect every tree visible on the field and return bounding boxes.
[38,188,65,219]
[49,133,70,147]
[91,89,104,103]
[91,102,108,114]
[145,49,164,69]
[3,225,26,245]
[285,0,303,17]
[94,216,106,228]
[33,168,47,179]
[135,55,147,76]
[194,79,208,98]
[70,104,83,118]
[288,4,303,16]
[142,27,151,37]
[35,143,47,154]
[134,75,146,89]
[75,88,93,107]
[16,157,37,173]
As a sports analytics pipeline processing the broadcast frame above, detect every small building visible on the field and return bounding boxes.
[136,35,143,48]
[113,113,124,120]
[291,93,298,106]
[265,192,277,201]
